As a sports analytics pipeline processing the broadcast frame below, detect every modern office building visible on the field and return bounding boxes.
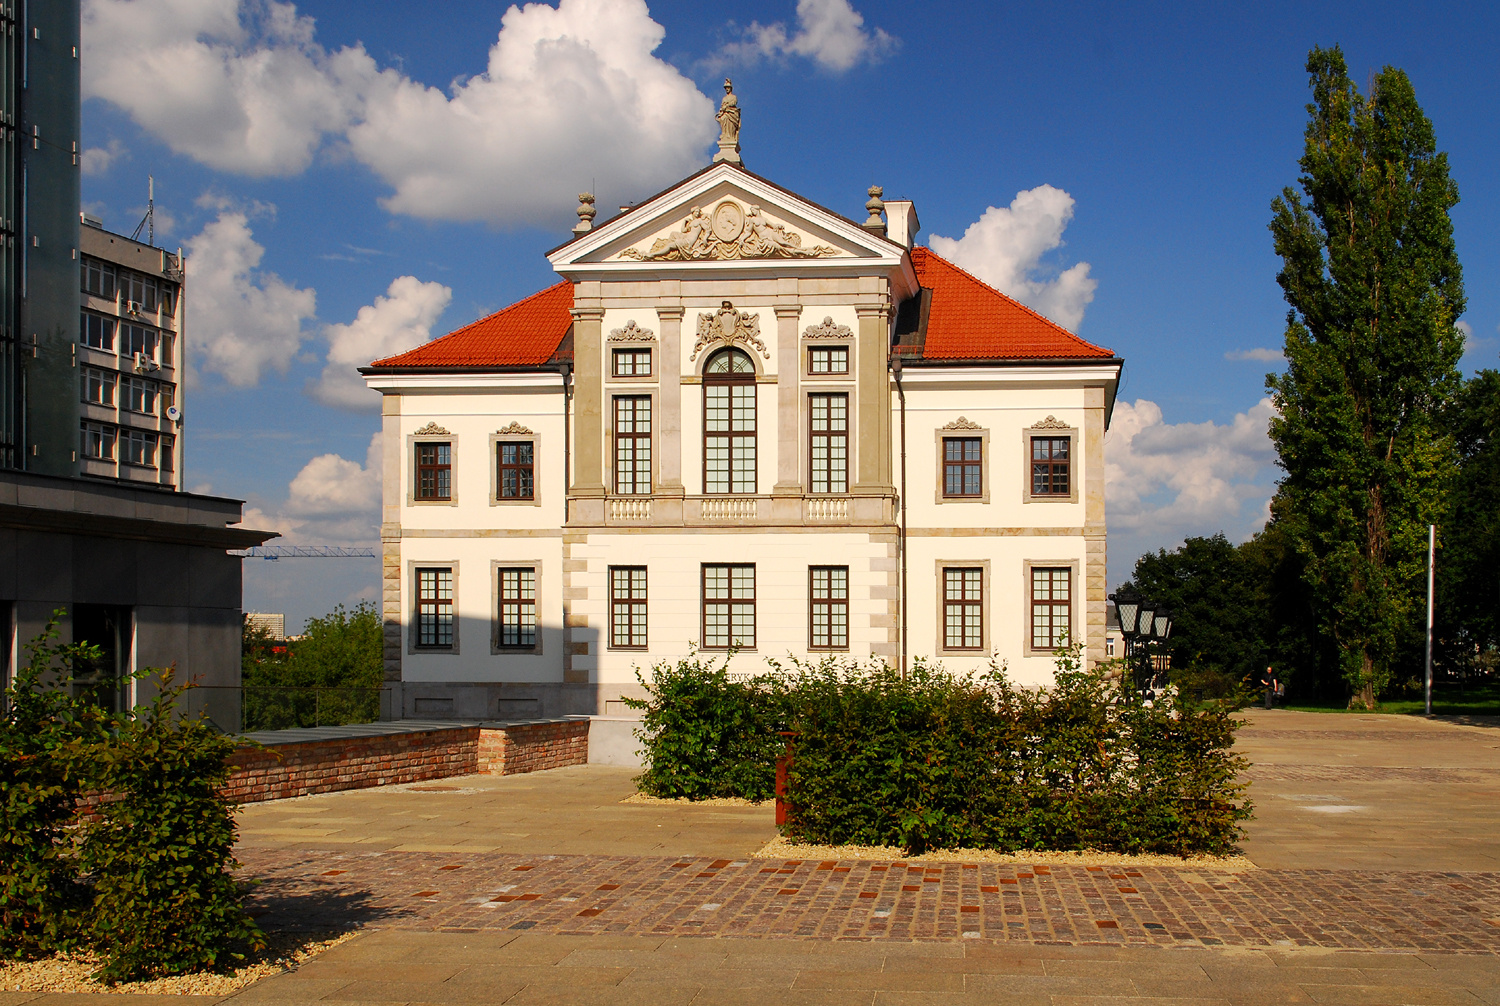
[364,86,1122,720]
[0,0,271,721]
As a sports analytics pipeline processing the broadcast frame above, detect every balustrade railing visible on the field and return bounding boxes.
[699,497,758,520]
[607,497,653,520]
[805,496,849,520]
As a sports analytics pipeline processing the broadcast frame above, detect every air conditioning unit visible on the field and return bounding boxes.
[125,300,143,317]
[134,352,158,374]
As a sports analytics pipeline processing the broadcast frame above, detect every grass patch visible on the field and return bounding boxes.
[1281,680,1500,716]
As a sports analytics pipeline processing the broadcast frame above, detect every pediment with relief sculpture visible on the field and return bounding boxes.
[617,199,839,262]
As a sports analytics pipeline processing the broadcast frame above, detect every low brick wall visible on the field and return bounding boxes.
[224,726,479,804]
[477,719,590,776]
[225,718,593,804]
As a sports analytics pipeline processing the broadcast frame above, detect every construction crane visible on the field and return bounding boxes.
[232,545,378,560]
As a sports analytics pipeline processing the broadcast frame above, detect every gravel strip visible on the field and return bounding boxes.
[621,792,771,807]
[0,928,359,995]
[755,834,1255,870]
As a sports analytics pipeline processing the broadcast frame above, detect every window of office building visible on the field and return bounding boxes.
[497,567,537,649]
[81,313,116,351]
[704,349,756,494]
[943,437,983,497]
[943,567,983,650]
[809,566,849,649]
[614,396,652,494]
[612,348,652,377]
[702,564,755,649]
[1031,567,1072,650]
[808,345,848,374]
[610,566,648,649]
[1031,437,1071,497]
[416,442,452,500]
[81,422,115,460]
[82,367,115,406]
[416,568,454,648]
[809,393,848,494]
[498,441,534,499]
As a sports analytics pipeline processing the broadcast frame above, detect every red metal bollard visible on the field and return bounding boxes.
[774,731,797,826]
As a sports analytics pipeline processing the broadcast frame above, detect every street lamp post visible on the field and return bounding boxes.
[1109,589,1173,698]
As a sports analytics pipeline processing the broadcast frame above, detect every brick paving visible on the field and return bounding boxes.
[238,847,1500,954]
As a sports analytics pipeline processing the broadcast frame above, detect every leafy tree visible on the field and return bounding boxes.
[1435,371,1500,670]
[241,603,383,729]
[1267,46,1465,708]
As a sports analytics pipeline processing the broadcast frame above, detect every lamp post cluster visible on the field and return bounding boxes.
[1109,589,1173,698]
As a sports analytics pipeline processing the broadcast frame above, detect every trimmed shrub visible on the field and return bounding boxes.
[626,651,788,801]
[629,647,1252,857]
[80,666,264,981]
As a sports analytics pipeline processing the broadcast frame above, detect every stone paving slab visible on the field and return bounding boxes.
[237,847,1500,953]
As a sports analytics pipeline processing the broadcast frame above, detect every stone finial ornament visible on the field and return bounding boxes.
[573,192,596,235]
[863,186,886,234]
[713,79,742,165]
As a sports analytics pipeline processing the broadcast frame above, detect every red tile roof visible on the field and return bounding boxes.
[910,246,1114,361]
[370,281,572,369]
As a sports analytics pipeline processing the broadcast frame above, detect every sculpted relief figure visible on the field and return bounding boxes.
[619,200,838,261]
[742,205,832,258]
[620,207,713,261]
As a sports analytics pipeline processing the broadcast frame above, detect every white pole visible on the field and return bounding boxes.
[1425,523,1435,717]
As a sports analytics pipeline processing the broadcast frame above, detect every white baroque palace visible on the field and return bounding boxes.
[363,110,1121,721]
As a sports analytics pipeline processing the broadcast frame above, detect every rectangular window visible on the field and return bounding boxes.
[120,324,158,361]
[497,441,534,499]
[1031,437,1071,497]
[161,385,175,411]
[497,567,537,649]
[416,568,454,648]
[80,313,115,351]
[808,346,849,374]
[121,376,157,415]
[1106,636,1115,658]
[943,437,982,497]
[809,566,849,650]
[121,272,158,314]
[159,285,176,318]
[609,566,648,649]
[702,564,755,649]
[611,348,652,377]
[809,393,848,494]
[82,259,115,299]
[614,396,651,494]
[416,442,452,500]
[81,422,115,460]
[81,367,115,406]
[161,333,175,367]
[943,567,983,650]
[1031,567,1072,650]
[159,435,175,474]
[121,428,158,467]
[705,386,756,493]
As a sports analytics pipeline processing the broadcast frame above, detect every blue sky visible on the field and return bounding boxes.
[78,0,1500,631]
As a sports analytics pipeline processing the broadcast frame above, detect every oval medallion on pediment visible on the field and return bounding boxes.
[711,201,745,243]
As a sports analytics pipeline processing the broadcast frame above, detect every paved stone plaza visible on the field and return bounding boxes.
[5,709,1498,1004]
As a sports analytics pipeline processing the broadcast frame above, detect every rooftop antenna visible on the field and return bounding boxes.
[131,175,154,246]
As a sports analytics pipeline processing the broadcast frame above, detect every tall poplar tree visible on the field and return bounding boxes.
[1267,47,1465,709]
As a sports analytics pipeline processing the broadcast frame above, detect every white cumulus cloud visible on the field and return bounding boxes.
[185,210,317,386]
[928,185,1098,332]
[1105,398,1280,586]
[715,0,897,72]
[310,276,453,412]
[81,0,372,176]
[80,139,127,176]
[1225,347,1285,363]
[238,432,382,546]
[82,0,715,225]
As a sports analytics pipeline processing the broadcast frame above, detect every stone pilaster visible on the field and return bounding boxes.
[852,302,893,493]
[1084,385,1108,667]
[570,305,606,525]
[380,393,403,683]
[773,303,803,494]
[655,306,685,496]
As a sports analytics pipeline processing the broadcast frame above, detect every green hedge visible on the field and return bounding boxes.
[0,616,262,980]
[629,648,1251,856]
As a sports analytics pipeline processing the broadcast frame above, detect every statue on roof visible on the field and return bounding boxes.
[714,79,742,164]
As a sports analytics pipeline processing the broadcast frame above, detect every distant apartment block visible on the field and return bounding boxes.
[245,612,287,640]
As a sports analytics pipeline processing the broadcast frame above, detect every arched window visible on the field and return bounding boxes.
[704,348,756,494]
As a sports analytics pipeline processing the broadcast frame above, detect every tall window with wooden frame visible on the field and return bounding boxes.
[943,567,983,650]
[703,349,756,494]
[614,396,652,494]
[612,348,652,377]
[809,566,849,650]
[702,564,755,649]
[609,566,648,649]
[497,567,537,649]
[1030,437,1070,497]
[416,442,452,500]
[416,568,454,648]
[809,393,848,494]
[1031,567,1071,651]
[943,437,982,497]
[498,440,534,499]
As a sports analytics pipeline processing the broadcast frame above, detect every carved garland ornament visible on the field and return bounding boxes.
[413,422,451,436]
[619,200,838,262]
[691,301,769,361]
[496,422,535,435]
[1031,415,1071,430]
[607,319,656,342]
[941,417,983,431]
[802,316,852,340]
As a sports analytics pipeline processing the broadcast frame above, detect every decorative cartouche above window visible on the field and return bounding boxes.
[414,422,452,435]
[941,417,983,431]
[607,320,656,342]
[618,200,838,262]
[691,301,770,362]
[495,422,535,435]
[803,317,853,340]
[1031,416,1071,430]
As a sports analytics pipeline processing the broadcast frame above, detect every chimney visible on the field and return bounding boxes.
[884,200,920,249]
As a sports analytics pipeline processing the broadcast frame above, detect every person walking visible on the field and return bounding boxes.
[1261,666,1279,709]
